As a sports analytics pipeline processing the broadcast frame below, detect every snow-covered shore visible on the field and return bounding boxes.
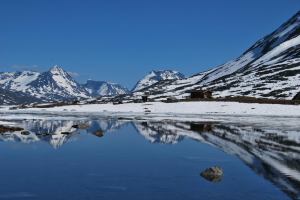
[2,101,300,117]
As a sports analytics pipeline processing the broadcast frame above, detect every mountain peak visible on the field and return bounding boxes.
[293,10,300,19]
[49,65,65,74]
[133,69,185,92]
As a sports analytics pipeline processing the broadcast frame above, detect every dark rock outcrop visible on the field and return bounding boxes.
[293,92,300,100]
[93,130,104,137]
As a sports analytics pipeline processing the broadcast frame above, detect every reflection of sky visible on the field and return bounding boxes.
[0,118,296,200]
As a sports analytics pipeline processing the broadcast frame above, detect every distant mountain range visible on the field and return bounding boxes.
[0,66,130,104]
[1,11,300,105]
[0,66,183,104]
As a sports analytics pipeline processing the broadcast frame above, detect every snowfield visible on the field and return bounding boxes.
[4,101,300,117]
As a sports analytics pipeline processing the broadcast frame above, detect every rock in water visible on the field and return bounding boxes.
[78,123,90,129]
[93,130,104,137]
[200,166,223,183]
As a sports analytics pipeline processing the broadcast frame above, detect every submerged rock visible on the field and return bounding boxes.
[78,123,90,129]
[93,130,104,137]
[200,166,223,183]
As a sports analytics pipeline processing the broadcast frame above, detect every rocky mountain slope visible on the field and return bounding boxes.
[0,88,42,105]
[83,80,129,97]
[134,11,300,100]
[132,70,185,92]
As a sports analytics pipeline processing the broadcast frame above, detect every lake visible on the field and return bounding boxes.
[0,114,299,200]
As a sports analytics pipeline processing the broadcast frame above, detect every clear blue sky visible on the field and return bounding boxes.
[0,0,299,89]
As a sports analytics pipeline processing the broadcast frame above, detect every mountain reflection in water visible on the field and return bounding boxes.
[0,117,300,199]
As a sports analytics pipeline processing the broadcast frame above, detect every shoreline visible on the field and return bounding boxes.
[1,101,300,118]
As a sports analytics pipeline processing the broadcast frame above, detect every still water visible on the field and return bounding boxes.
[0,115,299,200]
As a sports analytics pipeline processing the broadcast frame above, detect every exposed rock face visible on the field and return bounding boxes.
[200,166,223,183]
[293,92,300,100]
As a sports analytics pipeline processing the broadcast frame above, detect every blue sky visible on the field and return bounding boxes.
[0,0,299,89]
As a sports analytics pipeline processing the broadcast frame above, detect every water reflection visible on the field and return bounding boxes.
[0,117,300,199]
[0,118,127,148]
[135,120,300,199]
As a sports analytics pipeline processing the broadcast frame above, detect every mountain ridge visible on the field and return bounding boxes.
[83,80,129,97]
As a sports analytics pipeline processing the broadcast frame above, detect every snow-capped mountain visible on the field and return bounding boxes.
[132,70,185,92]
[134,11,300,100]
[202,11,300,99]
[83,80,129,97]
[0,66,89,103]
[26,66,90,101]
